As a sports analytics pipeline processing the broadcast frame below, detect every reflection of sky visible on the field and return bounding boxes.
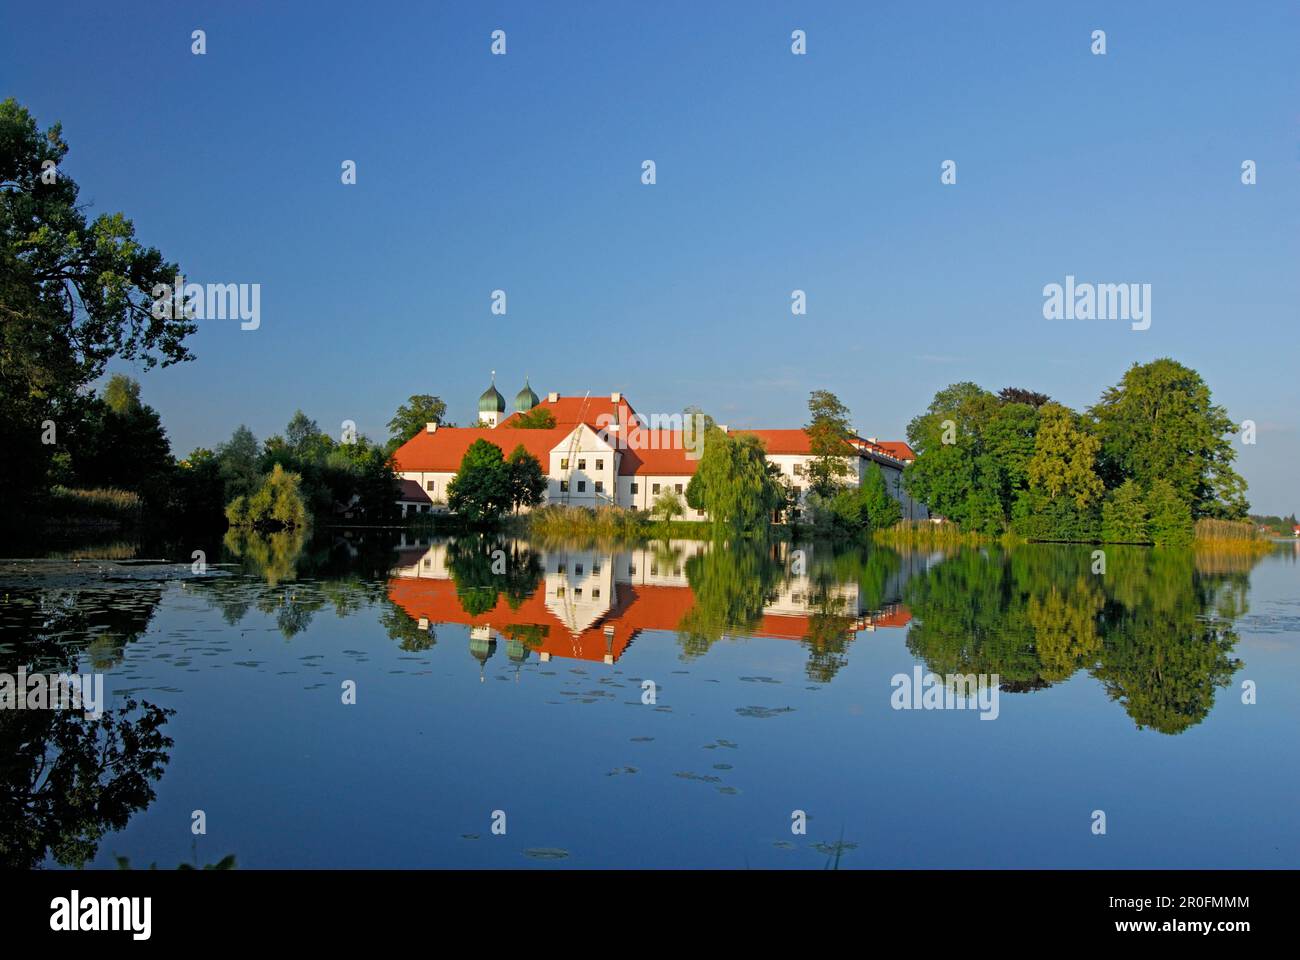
[34,548,1300,869]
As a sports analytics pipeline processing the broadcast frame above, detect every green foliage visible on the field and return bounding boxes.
[506,444,548,512]
[651,487,686,523]
[1090,358,1245,519]
[685,429,784,533]
[905,361,1245,544]
[447,439,513,523]
[0,98,194,514]
[1025,403,1104,509]
[225,463,309,530]
[64,375,173,509]
[804,389,856,496]
[513,407,556,429]
[1146,477,1194,547]
[1101,480,1150,543]
[387,394,449,448]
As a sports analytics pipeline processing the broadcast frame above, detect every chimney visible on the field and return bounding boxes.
[426,422,438,433]
[611,391,621,403]
[866,436,878,444]
[718,424,729,433]
[547,391,559,403]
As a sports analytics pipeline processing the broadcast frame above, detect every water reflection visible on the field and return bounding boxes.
[0,571,175,868]
[387,533,1264,735]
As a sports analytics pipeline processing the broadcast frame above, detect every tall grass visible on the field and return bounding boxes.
[873,519,986,548]
[45,486,143,524]
[1193,518,1273,554]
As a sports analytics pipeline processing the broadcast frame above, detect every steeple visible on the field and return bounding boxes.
[514,376,540,413]
[478,371,506,427]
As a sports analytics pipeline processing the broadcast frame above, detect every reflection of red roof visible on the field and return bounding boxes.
[500,394,637,430]
[392,427,569,472]
[387,575,911,665]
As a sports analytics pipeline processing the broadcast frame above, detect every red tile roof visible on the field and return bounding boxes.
[392,426,570,473]
[397,479,432,503]
[617,430,701,476]
[873,440,916,461]
[737,429,814,454]
[499,394,637,430]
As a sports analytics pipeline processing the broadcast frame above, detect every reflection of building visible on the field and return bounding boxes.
[392,383,927,521]
[388,538,915,670]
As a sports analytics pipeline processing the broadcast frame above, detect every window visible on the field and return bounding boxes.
[559,480,569,492]
[697,510,704,518]
[557,563,566,574]
[628,564,636,575]
[425,480,436,491]
[556,586,566,597]
[575,588,583,597]
[576,564,584,575]
[592,562,601,574]
[423,558,431,567]
[592,588,601,599]
[630,482,639,494]
[674,484,683,494]
[595,481,604,493]
[578,459,586,470]
[577,480,586,492]
[652,483,661,494]
[650,563,658,576]
[596,459,603,470]
[560,457,569,470]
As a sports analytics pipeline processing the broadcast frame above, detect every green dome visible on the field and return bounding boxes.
[514,378,539,413]
[478,378,506,414]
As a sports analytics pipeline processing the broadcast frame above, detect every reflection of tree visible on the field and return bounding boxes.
[676,542,782,659]
[379,605,435,651]
[799,546,903,682]
[445,535,543,616]
[0,583,174,868]
[1,699,174,868]
[903,545,1255,734]
[223,528,306,587]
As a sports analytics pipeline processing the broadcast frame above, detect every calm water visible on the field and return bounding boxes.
[3,531,1298,869]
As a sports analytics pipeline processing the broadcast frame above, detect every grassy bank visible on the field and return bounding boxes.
[41,486,143,528]
[873,520,989,548]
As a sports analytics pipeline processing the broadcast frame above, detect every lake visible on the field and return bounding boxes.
[3,530,1297,869]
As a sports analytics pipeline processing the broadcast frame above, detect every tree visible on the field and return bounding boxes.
[651,488,685,523]
[998,387,1051,408]
[284,410,326,459]
[513,407,556,429]
[1146,477,1194,547]
[225,463,308,530]
[1101,480,1149,543]
[447,439,512,522]
[67,375,173,507]
[216,426,261,501]
[685,429,784,532]
[387,395,449,447]
[1089,359,1244,519]
[1026,404,1104,509]
[0,99,195,512]
[805,389,856,496]
[505,444,547,512]
[858,463,903,530]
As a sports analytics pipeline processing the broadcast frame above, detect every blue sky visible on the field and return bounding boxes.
[4,1,1297,512]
